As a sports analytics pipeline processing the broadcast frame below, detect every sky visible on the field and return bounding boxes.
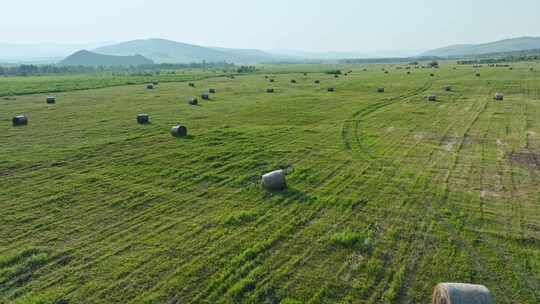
[2,0,540,52]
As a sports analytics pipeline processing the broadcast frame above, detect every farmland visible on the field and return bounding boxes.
[1,63,540,303]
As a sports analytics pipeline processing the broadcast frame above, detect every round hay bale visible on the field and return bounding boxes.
[377,87,385,93]
[188,97,198,105]
[261,169,287,191]
[12,115,28,126]
[432,283,493,304]
[494,93,504,101]
[266,88,274,93]
[171,125,187,137]
[137,114,149,124]
[46,96,56,104]
[427,95,437,101]
[209,88,216,94]
[327,87,335,92]
[201,93,210,100]
[147,84,155,89]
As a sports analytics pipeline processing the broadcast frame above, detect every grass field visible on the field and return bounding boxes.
[1,63,540,303]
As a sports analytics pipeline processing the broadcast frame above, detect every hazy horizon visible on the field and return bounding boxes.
[3,0,540,53]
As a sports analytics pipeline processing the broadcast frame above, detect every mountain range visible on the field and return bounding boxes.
[93,39,276,64]
[3,36,540,65]
[421,36,540,57]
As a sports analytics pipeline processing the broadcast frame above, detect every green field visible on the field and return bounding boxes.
[1,63,540,303]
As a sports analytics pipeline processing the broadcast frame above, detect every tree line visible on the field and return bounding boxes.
[0,62,239,77]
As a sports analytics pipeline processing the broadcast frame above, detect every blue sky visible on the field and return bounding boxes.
[2,0,540,52]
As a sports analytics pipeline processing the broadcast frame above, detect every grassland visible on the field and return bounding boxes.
[1,63,540,303]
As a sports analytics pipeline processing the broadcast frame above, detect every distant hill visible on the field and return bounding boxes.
[94,39,276,64]
[422,36,540,57]
[0,42,115,62]
[59,50,153,66]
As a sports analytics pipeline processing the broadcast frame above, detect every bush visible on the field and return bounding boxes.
[428,61,439,68]
[325,70,342,75]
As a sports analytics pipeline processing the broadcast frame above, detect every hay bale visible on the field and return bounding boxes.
[201,93,210,100]
[327,87,335,92]
[377,87,385,93]
[137,114,149,124]
[494,93,504,101]
[314,80,320,84]
[147,84,155,89]
[430,73,435,77]
[427,95,437,101]
[170,125,187,137]
[188,97,198,105]
[266,88,274,93]
[12,115,28,126]
[46,96,56,104]
[269,79,275,83]
[188,82,195,87]
[476,73,481,77]
[261,169,287,191]
[209,88,216,94]
[432,283,493,304]
[290,79,297,84]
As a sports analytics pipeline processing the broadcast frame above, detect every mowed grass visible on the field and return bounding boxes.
[1,63,540,303]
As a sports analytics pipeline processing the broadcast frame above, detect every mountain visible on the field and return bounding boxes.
[422,36,540,57]
[94,39,276,64]
[59,50,153,66]
[0,42,115,63]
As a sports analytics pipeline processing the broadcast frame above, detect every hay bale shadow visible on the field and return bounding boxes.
[263,187,315,203]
